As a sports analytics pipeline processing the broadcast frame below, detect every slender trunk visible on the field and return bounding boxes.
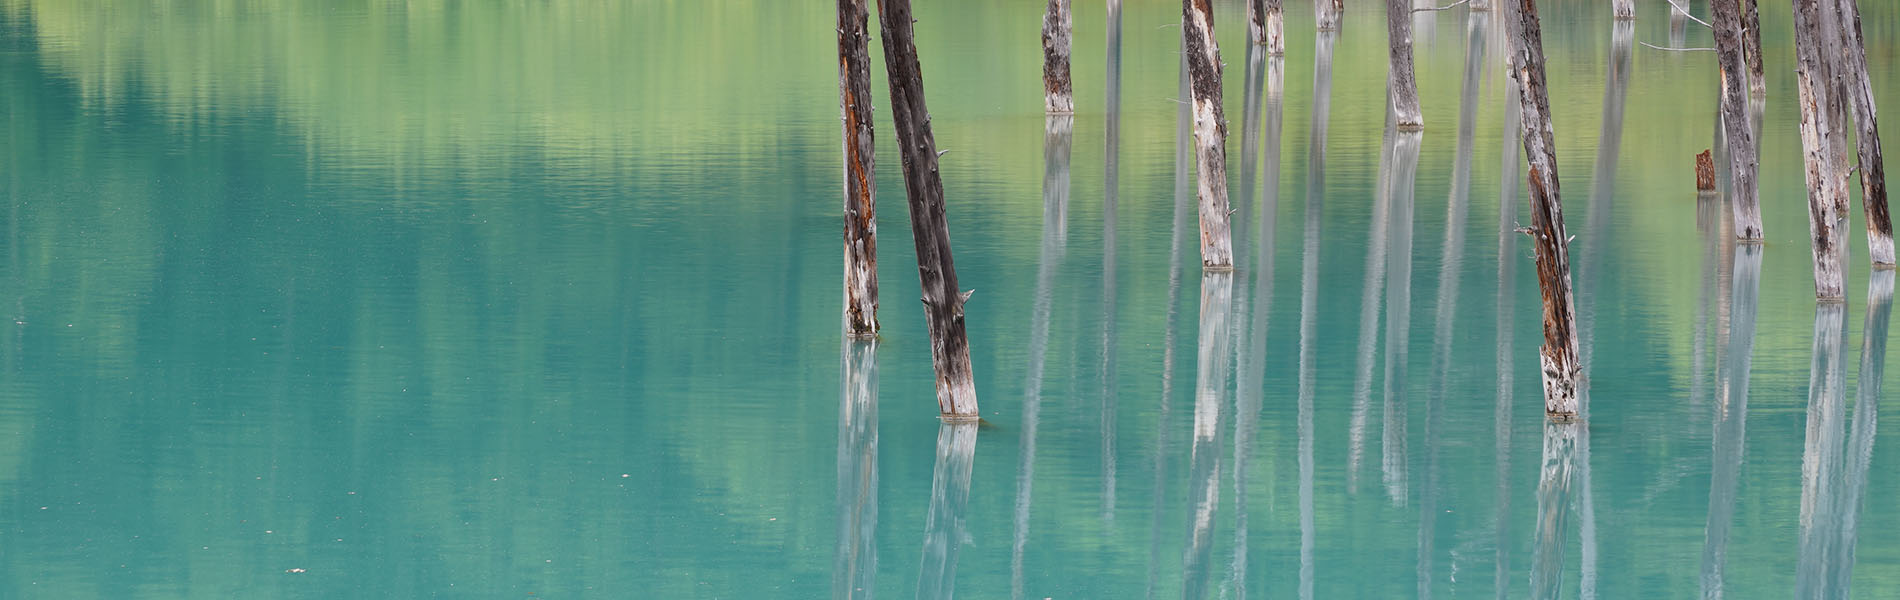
[1791,0,1853,299]
[1699,243,1762,599]
[1612,0,1633,20]
[838,0,880,337]
[1183,0,1234,270]
[1742,0,1765,97]
[875,0,979,417]
[834,340,879,600]
[915,421,977,600]
[1713,0,1764,240]
[1043,0,1074,114]
[1831,0,1893,265]
[1250,0,1286,55]
[1386,0,1424,130]
[1316,0,1343,32]
[1504,0,1582,418]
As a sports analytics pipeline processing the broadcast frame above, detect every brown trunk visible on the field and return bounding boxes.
[1792,0,1852,299]
[1742,0,1765,97]
[1316,0,1343,31]
[1183,0,1234,270]
[1386,0,1423,130]
[1695,150,1716,191]
[874,0,980,417]
[1042,0,1074,114]
[1831,0,1894,266]
[1504,0,1582,419]
[1713,0,1764,239]
[839,0,880,337]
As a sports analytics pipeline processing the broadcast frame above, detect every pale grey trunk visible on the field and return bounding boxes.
[1503,0,1582,418]
[1100,0,1122,523]
[1713,0,1764,240]
[1794,301,1851,599]
[838,0,880,337]
[1386,0,1424,130]
[1297,33,1333,600]
[1792,0,1853,299]
[1042,0,1074,114]
[1492,65,1521,600]
[1183,0,1234,270]
[833,340,879,600]
[915,421,976,600]
[1531,422,1579,600]
[1612,0,1633,20]
[1699,243,1762,600]
[1830,0,1894,266]
[1381,128,1421,506]
[1742,0,1765,97]
[1668,4,1687,48]
[1249,0,1286,55]
[1315,0,1343,31]
[1182,271,1233,600]
[1472,0,1492,10]
[875,0,979,417]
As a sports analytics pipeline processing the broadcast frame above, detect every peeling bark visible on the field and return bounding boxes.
[1386,0,1424,130]
[1504,0,1582,418]
[1695,150,1716,191]
[1713,0,1764,239]
[838,0,880,337]
[1831,0,1893,266]
[1183,0,1234,270]
[1792,0,1852,299]
[1249,0,1285,55]
[1042,0,1074,114]
[874,0,979,417]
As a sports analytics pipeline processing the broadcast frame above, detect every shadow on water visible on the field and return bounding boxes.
[835,340,878,600]
[1794,268,1887,599]
[1099,0,1122,526]
[1297,30,1335,600]
[916,421,977,600]
[1381,126,1421,508]
[1012,113,1071,600]
[1145,40,1194,600]
[1493,59,1523,600]
[1182,269,1234,600]
[1228,42,1284,600]
[1699,243,1760,599]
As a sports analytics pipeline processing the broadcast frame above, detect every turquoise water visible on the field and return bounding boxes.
[4,0,1900,597]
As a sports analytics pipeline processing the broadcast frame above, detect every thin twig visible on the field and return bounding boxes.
[1641,41,1715,52]
[1413,0,1470,12]
[1661,0,1712,28]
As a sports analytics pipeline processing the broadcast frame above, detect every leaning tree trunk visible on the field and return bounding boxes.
[839,0,881,337]
[1385,0,1423,130]
[1504,0,1582,419]
[1832,0,1894,266]
[1791,0,1852,300]
[1713,0,1764,240]
[1043,0,1074,114]
[1742,0,1765,97]
[1316,0,1343,32]
[1611,0,1633,20]
[1248,0,1285,55]
[874,0,980,417]
[1183,0,1234,270]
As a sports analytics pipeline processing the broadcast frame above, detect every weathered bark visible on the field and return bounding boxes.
[1713,0,1764,239]
[1315,0,1343,32]
[1183,0,1234,270]
[1742,0,1765,97]
[1831,0,1894,266]
[1504,0,1582,418]
[1530,421,1578,600]
[1695,150,1716,191]
[915,421,976,600]
[1791,0,1853,299]
[874,0,979,417]
[1249,0,1286,54]
[1699,243,1761,599]
[1182,271,1233,600]
[1385,0,1424,130]
[833,340,879,600]
[1612,0,1633,20]
[1042,0,1074,114]
[1794,301,1851,600]
[838,0,880,337]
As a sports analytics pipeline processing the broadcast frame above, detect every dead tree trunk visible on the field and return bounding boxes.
[1742,0,1765,97]
[838,0,881,337]
[1316,0,1343,32]
[1831,0,1894,266]
[1043,0,1074,114]
[874,0,979,417]
[1504,0,1582,419]
[1611,0,1633,20]
[1183,0,1234,270]
[1713,0,1764,240]
[1249,0,1286,55]
[1695,150,1716,191]
[1385,0,1423,130]
[1792,0,1852,299]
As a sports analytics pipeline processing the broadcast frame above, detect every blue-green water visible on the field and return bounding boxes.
[4,0,1900,597]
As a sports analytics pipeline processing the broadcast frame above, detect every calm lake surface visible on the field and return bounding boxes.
[5,0,1900,597]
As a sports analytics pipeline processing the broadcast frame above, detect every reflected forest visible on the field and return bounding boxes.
[7,0,1900,598]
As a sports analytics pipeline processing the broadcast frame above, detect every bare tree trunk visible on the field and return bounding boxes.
[1504,0,1583,418]
[1831,0,1894,266]
[1316,0,1343,32]
[1612,0,1633,20]
[915,421,977,600]
[1742,0,1765,97]
[1386,0,1424,130]
[1183,0,1234,270]
[874,0,979,417]
[1249,0,1286,54]
[1792,0,1853,299]
[1713,0,1764,240]
[1695,150,1716,191]
[833,340,879,600]
[838,0,880,337]
[1043,0,1074,114]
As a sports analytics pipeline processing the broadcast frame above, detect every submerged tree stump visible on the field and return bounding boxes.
[838,0,881,337]
[1791,0,1852,299]
[1712,0,1763,239]
[1182,0,1234,270]
[1315,0,1343,32]
[1696,150,1717,191]
[1504,0,1583,419]
[874,0,979,417]
[1831,0,1894,266]
[1248,0,1285,55]
[1042,0,1074,114]
[1611,0,1633,20]
[1385,0,1423,130]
